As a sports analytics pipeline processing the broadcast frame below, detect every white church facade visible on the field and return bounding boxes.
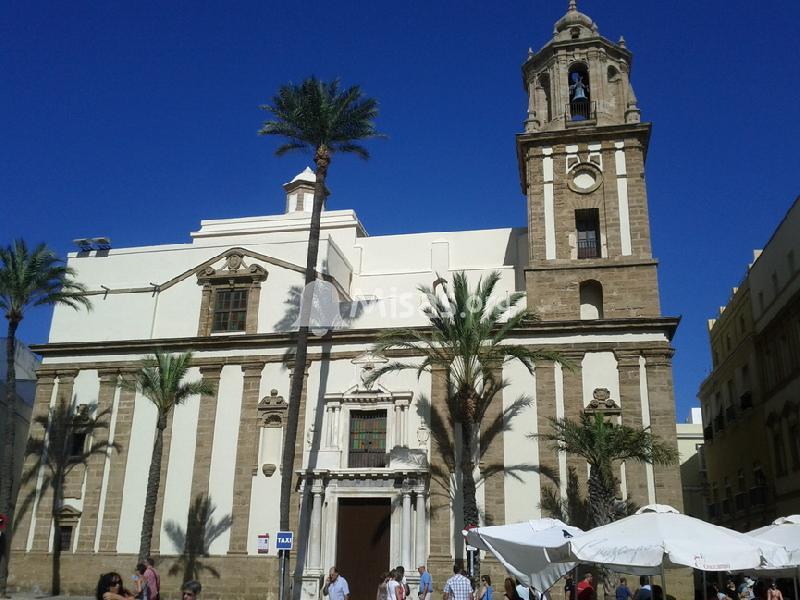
[10,4,684,599]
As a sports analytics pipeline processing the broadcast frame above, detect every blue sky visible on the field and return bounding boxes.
[2,1,798,421]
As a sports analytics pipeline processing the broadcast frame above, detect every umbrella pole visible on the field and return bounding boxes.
[661,557,668,600]
[793,569,798,600]
[702,571,706,600]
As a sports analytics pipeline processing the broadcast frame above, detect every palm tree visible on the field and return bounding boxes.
[258,76,383,535]
[0,239,90,595]
[128,351,214,562]
[367,271,567,571]
[537,412,678,529]
[19,396,118,594]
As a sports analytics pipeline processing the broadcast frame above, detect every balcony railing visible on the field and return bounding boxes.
[577,238,600,259]
[740,391,753,410]
[565,101,597,123]
[735,492,748,512]
[348,451,389,468]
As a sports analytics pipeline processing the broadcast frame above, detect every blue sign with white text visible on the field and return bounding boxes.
[276,531,294,551]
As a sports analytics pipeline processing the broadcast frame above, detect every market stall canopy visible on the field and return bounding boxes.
[547,504,792,574]
[463,519,582,592]
[745,515,800,575]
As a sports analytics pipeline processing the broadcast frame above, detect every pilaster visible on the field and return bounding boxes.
[12,373,56,552]
[288,360,311,535]
[189,365,223,502]
[616,352,648,506]
[643,349,683,510]
[479,367,505,525]
[534,362,559,495]
[31,372,78,551]
[98,371,137,553]
[76,370,119,552]
[228,363,265,555]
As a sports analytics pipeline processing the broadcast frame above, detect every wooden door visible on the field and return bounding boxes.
[336,498,391,600]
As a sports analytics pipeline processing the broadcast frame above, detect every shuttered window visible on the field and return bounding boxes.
[348,410,388,468]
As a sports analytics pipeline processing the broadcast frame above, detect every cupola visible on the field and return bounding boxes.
[282,167,326,214]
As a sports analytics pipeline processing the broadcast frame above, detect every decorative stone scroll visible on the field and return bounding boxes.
[584,387,621,415]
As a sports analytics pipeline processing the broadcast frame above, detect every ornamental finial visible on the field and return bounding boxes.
[568,0,577,11]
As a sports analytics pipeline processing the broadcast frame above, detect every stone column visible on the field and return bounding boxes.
[535,361,559,495]
[98,371,137,553]
[12,373,56,551]
[76,370,119,552]
[32,371,78,551]
[308,482,324,570]
[415,489,427,567]
[616,352,649,506]
[643,349,684,510]
[189,366,222,502]
[228,363,265,554]
[401,487,412,569]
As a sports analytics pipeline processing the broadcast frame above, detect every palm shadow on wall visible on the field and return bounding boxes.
[17,395,119,596]
[164,494,232,583]
[416,392,556,548]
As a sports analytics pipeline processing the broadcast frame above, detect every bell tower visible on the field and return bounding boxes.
[518,1,659,321]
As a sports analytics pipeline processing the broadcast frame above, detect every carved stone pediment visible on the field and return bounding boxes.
[351,351,388,391]
[196,251,268,286]
[258,389,287,428]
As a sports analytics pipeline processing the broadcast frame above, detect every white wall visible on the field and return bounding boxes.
[581,352,620,407]
[503,359,541,522]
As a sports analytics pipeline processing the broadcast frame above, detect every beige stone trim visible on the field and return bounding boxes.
[98,374,137,553]
[189,366,223,501]
[31,374,78,552]
[616,352,649,506]
[12,375,56,552]
[76,371,119,552]
[228,363,265,555]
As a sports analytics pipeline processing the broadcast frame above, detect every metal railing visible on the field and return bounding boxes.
[348,451,389,468]
[566,101,597,122]
[749,486,767,506]
[577,238,600,259]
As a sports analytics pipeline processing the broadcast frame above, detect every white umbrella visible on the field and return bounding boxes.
[464,518,583,592]
[549,505,792,575]
[747,515,800,599]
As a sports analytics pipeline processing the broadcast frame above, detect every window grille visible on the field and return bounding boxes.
[348,410,388,468]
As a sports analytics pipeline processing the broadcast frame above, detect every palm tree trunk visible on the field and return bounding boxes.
[0,320,20,596]
[279,148,330,600]
[460,419,480,575]
[139,412,167,562]
[50,472,64,596]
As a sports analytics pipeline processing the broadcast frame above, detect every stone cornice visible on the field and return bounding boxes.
[31,316,680,360]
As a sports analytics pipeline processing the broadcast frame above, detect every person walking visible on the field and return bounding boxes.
[144,557,160,600]
[418,565,433,600]
[564,575,575,600]
[616,577,632,600]
[377,572,391,600]
[444,565,474,600]
[323,567,351,600]
[576,573,593,600]
[181,580,201,600]
[478,575,493,600]
[634,577,652,600]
